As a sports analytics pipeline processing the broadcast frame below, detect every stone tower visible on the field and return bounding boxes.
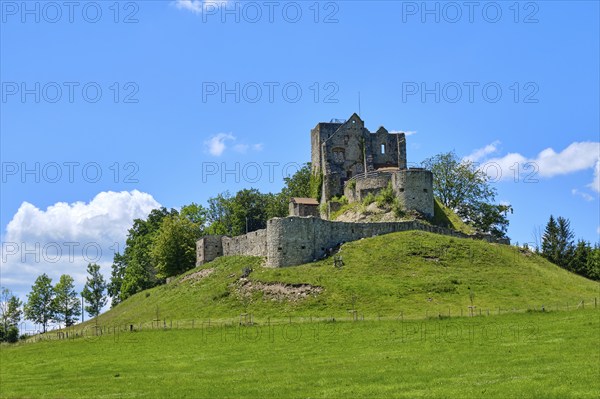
[311,113,434,218]
[311,113,407,201]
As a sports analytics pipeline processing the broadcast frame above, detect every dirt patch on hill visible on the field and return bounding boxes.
[237,279,322,302]
[180,268,214,283]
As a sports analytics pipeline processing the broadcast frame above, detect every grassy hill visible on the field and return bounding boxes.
[3,231,599,398]
[85,230,598,327]
[431,198,476,235]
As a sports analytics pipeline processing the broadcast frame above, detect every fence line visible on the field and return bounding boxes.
[21,297,599,343]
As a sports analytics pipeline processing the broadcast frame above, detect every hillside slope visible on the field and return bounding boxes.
[89,231,598,326]
[331,198,475,236]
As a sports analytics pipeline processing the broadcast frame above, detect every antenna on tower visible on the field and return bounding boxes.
[358,92,361,117]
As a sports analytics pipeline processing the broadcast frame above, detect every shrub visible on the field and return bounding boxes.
[5,326,19,343]
[331,196,348,205]
[319,202,328,216]
[362,193,376,206]
[347,180,356,190]
[309,171,323,200]
[392,199,405,218]
[375,183,395,207]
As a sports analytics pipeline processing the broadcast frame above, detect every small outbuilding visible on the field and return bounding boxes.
[289,197,320,217]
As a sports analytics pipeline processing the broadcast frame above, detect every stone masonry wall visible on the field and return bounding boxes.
[344,173,391,202]
[312,114,407,202]
[343,169,434,217]
[265,217,506,268]
[197,217,508,268]
[222,228,267,258]
[196,235,224,266]
[393,170,434,217]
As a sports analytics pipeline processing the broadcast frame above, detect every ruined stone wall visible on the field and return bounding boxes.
[344,173,392,202]
[392,169,434,217]
[311,122,342,177]
[371,127,406,170]
[197,216,508,268]
[222,228,268,258]
[265,216,488,268]
[196,235,224,266]
[342,169,434,217]
[312,114,407,202]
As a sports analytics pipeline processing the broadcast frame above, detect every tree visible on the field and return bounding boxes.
[206,189,270,236]
[422,152,494,209]
[569,240,592,276]
[82,263,108,318]
[459,201,513,239]
[119,207,178,300]
[1,288,23,341]
[152,214,203,279]
[24,274,54,333]
[542,215,559,264]
[107,252,126,307]
[52,274,81,328]
[266,163,314,218]
[206,192,234,236]
[180,202,208,226]
[542,215,576,269]
[422,151,511,238]
[229,189,270,235]
[556,216,575,268]
[281,163,312,199]
[265,192,288,220]
[586,244,600,280]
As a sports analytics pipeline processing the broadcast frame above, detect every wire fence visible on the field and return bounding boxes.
[19,297,599,344]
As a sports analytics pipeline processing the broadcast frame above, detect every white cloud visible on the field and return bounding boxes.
[463,140,501,162]
[471,141,599,192]
[5,190,160,244]
[571,188,594,202]
[174,0,227,14]
[175,0,203,14]
[205,133,263,156]
[1,191,160,303]
[205,133,234,156]
[588,160,600,193]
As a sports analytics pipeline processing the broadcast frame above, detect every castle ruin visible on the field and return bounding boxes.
[312,113,434,217]
[196,114,506,268]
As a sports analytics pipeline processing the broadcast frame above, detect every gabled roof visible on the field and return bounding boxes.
[290,197,319,205]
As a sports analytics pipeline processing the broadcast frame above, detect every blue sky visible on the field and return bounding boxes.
[1,1,599,312]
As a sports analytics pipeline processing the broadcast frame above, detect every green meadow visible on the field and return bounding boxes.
[1,310,598,398]
[2,231,598,398]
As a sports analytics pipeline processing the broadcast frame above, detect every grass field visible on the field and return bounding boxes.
[1,309,598,398]
[77,231,598,327]
[3,231,598,398]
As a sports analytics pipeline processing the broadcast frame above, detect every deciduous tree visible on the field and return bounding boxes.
[107,252,126,307]
[152,214,203,279]
[0,288,23,339]
[24,274,54,333]
[52,274,81,328]
[422,151,511,238]
[82,263,108,318]
[119,207,178,300]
